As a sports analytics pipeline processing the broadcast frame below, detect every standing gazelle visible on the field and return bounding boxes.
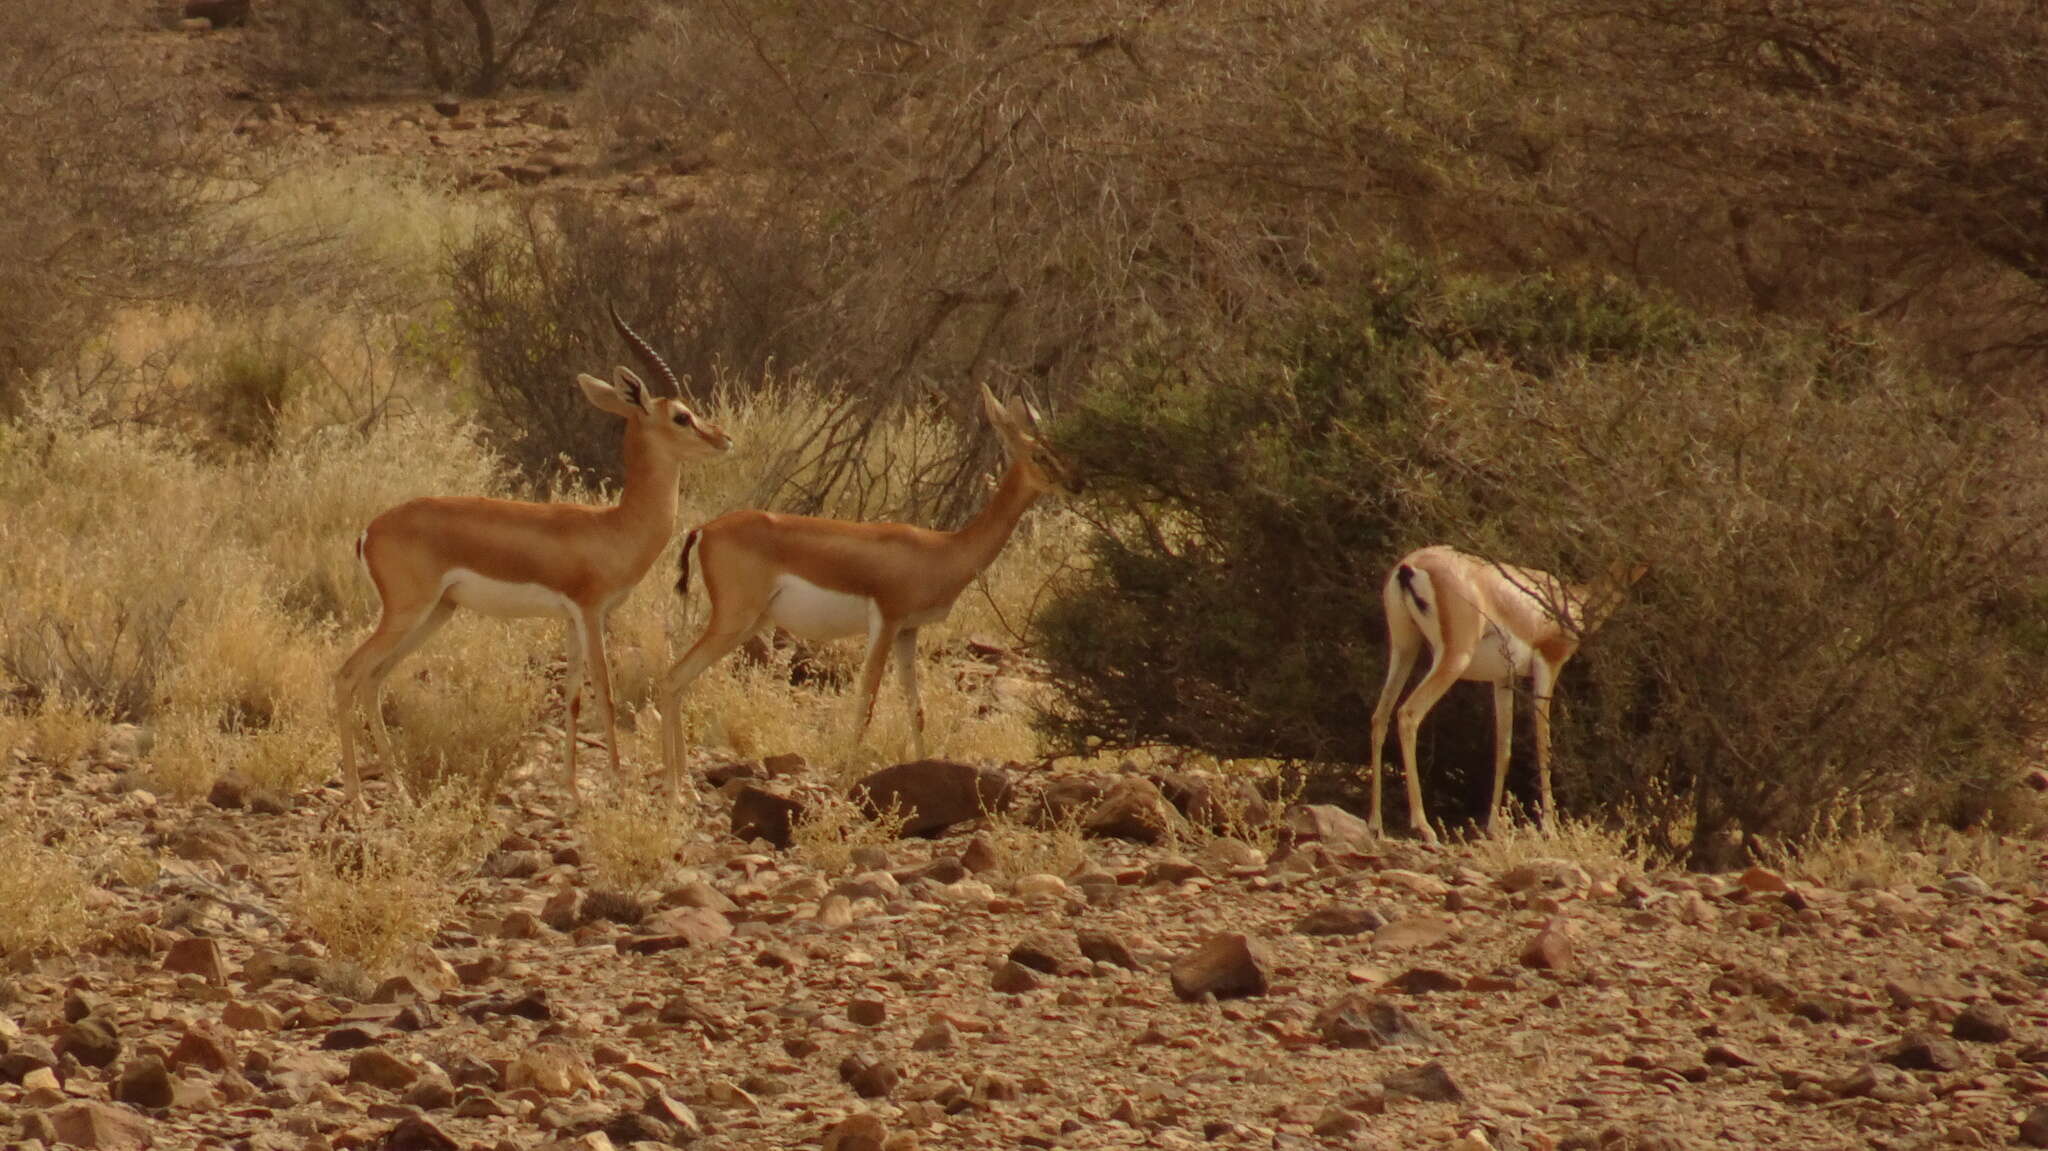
[333,307,731,807]
[1366,545,1645,844]
[656,385,1080,790]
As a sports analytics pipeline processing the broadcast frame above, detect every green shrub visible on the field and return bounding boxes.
[1038,255,2045,861]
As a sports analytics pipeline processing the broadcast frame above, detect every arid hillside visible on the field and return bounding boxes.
[4,2,2048,1150]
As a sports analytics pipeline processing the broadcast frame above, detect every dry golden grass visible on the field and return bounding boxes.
[980,809,1093,885]
[292,788,496,973]
[1463,809,1652,880]
[789,792,911,876]
[0,812,94,961]
[0,160,1084,814]
[577,785,699,895]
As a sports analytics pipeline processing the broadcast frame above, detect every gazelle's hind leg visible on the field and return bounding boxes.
[333,596,454,804]
[1486,678,1514,834]
[658,607,764,796]
[1368,574,1425,836]
[892,628,924,760]
[361,599,456,764]
[1391,570,1469,847]
[850,615,901,747]
[1529,657,1563,833]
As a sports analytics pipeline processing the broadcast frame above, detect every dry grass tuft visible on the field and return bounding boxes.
[577,787,698,895]
[980,809,1093,886]
[0,813,94,961]
[292,789,495,973]
[1463,808,1652,881]
[789,792,911,876]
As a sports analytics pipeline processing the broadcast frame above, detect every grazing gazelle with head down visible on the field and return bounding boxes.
[332,306,731,807]
[656,385,1080,791]
[1367,545,1645,845]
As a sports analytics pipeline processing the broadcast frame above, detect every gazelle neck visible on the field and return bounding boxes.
[948,459,1041,578]
[608,426,682,538]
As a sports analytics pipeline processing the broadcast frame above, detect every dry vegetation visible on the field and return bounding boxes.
[0,3,2045,1146]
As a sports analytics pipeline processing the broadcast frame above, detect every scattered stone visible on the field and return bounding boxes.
[1953,1003,2013,1043]
[57,1015,123,1068]
[2019,1105,2048,1148]
[1026,775,1111,827]
[912,1020,958,1052]
[823,1112,890,1151]
[1315,995,1443,1050]
[619,906,733,953]
[1703,1043,1762,1069]
[383,1114,461,1151]
[349,1048,421,1090]
[1010,933,1082,974]
[161,936,227,985]
[1382,1061,1465,1104]
[36,1100,154,1151]
[1519,917,1575,971]
[1880,1032,1968,1072]
[1374,916,1456,951]
[848,997,889,1026]
[991,961,1045,994]
[1013,873,1068,900]
[1295,906,1387,936]
[1736,866,1791,894]
[732,785,805,848]
[1499,858,1593,894]
[840,1054,901,1099]
[113,1056,176,1108]
[1387,967,1464,994]
[1282,804,1377,854]
[851,760,1014,836]
[204,771,248,809]
[167,1023,234,1073]
[1078,929,1143,971]
[1083,777,1178,844]
[1168,933,1272,1001]
[481,849,546,878]
[221,1000,285,1031]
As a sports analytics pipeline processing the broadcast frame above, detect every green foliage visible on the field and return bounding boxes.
[1039,254,2046,859]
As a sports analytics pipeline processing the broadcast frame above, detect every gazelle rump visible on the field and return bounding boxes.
[657,385,1080,791]
[332,306,732,807]
[1366,545,1645,844]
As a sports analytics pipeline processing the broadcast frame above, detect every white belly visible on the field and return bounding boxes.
[442,568,577,619]
[1463,621,1535,683]
[768,574,873,641]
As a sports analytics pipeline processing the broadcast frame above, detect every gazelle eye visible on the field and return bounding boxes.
[672,411,694,428]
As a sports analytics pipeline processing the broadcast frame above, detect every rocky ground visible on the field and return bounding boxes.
[5,737,2048,1151]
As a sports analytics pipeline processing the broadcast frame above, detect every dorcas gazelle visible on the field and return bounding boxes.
[656,385,1080,790]
[332,306,732,806]
[1366,545,1646,844]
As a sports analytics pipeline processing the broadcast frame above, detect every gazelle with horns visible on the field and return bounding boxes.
[1366,545,1646,845]
[656,385,1080,790]
[333,306,731,807]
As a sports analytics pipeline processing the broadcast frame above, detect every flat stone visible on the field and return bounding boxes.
[1168,933,1272,1001]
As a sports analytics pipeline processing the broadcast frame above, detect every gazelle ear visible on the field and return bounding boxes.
[980,384,1012,430]
[613,366,652,413]
[577,372,639,418]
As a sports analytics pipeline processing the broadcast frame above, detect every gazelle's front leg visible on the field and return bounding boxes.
[1486,678,1515,835]
[580,607,622,794]
[892,628,924,760]
[561,617,586,801]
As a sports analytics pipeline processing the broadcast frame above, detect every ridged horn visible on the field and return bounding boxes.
[608,301,691,404]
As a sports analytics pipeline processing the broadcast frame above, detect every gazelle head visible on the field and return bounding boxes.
[980,383,1082,497]
[580,304,734,461]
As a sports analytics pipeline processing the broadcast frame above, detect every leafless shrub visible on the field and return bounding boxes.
[1,605,183,724]
[446,196,820,482]
[257,0,643,94]
[0,0,216,416]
